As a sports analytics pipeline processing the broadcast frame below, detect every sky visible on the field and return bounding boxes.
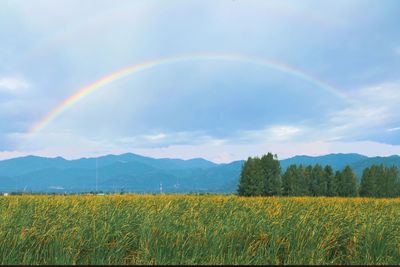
[0,0,400,163]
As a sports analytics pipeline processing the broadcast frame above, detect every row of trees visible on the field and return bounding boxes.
[281,164,357,197]
[237,153,400,198]
[359,165,399,197]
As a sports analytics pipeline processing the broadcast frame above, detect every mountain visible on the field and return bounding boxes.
[0,153,399,193]
[0,153,233,193]
[280,153,368,172]
[0,155,69,177]
[350,155,400,176]
[0,153,217,177]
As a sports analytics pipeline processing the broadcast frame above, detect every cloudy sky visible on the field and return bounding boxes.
[1,0,400,162]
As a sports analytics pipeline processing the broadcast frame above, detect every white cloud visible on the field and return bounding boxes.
[325,82,400,140]
[238,125,303,143]
[114,131,227,148]
[387,127,400,132]
[0,77,30,93]
[269,126,301,140]
[143,133,166,141]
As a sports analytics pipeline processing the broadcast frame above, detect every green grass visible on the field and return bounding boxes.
[0,195,399,265]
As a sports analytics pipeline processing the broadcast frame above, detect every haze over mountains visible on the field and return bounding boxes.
[0,153,399,193]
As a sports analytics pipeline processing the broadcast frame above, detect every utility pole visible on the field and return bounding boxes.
[160,182,163,194]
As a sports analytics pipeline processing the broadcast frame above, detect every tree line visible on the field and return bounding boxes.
[237,153,400,198]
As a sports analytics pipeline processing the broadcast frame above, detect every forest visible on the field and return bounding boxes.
[238,153,400,197]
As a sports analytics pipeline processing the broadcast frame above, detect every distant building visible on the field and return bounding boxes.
[3,193,9,196]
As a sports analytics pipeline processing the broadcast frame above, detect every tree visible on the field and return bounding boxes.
[297,165,310,196]
[332,170,342,196]
[324,165,335,196]
[304,165,313,195]
[237,153,281,196]
[373,164,386,197]
[260,153,281,196]
[397,169,400,197]
[282,165,296,196]
[384,166,398,198]
[282,164,311,196]
[237,157,253,196]
[237,157,264,196]
[396,167,400,197]
[309,165,326,196]
[359,167,376,197]
[339,166,358,197]
[359,165,400,198]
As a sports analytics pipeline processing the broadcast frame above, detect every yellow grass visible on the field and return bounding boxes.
[0,195,399,264]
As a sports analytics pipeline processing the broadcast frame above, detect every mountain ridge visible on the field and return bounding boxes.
[0,152,399,193]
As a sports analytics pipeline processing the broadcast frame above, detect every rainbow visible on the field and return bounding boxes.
[30,53,349,133]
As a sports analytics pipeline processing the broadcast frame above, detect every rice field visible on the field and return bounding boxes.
[0,195,399,265]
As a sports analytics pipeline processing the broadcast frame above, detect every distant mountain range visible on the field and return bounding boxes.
[0,153,399,193]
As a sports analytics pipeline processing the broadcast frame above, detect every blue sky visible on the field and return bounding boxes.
[0,0,400,162]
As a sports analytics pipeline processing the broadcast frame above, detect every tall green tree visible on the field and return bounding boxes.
[339,166,358,197]
[237,157,264,196]
[373,165,386,197]
[332,170,342,196]
[260,153,281,196]
[309,165,326,196]
[359,167,376,197]
[237,153,281,196]
[297,165,310,196]
[282,164,309,196]
[396,167,400,197]
[304,165,313,195]
[324,165,335,196]
[397,170,400,197]
[359,165,400,198]
[282,165,296,196]
[384,166,398,198]
[237,157,252,196]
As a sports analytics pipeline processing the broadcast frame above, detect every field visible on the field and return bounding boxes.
[0,195,399,265]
